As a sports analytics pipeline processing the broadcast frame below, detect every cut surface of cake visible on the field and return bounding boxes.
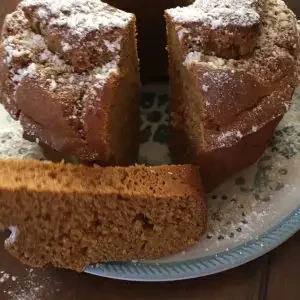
[165,0,300,190]
[0,160,207,272]
[0,0,141,165]
[105,0,194,80]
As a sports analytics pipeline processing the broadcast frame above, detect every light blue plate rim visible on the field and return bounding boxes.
[85,205,300,282]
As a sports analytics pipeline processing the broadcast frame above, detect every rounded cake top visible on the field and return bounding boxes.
[15,0,134,72]
[167,0,261,29]
[0,1,140,161]
[0,1,134,151]
[166,0,299,86]
[19,0,133,35]
[1,7,123,93]
[1,0,136,94]
[165,0,300,151]
[166,0,263,59]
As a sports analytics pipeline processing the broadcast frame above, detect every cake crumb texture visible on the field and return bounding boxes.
[0,160,207,271]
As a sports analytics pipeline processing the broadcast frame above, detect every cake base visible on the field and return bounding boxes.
[170,117,282,192]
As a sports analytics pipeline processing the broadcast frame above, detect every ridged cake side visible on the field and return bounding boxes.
[166,0,299,190]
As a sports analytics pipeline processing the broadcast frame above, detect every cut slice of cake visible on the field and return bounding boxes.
[165,0,300,191]
[0,160,207,272]
[0,0,141,165]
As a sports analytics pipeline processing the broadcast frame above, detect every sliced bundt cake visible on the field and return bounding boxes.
[166,0,300,190]
[0,0,141,165]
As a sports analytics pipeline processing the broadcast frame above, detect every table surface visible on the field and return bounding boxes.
[0,1,300,299]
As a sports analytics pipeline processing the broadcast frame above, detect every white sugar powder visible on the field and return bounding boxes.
[183,51,202,66]
[202,84,209,92]
[217,131,244,146]
[0,273,10,283]
[166,0,260,29]
[49,79,57,91]
[20,0,133,37]
[12,63,37,83]
[61,41,72,52]
[5,226,19,246]
[104,37,122,52]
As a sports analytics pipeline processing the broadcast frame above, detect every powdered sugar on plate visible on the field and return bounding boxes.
[0,267,61,300]
[137,84,300,262]
[0,109,45,161]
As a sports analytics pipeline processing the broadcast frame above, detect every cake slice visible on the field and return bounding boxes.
[165,0,299,191]
[0,160,207,272]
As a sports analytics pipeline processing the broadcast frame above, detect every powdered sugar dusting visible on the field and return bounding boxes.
[0,118,45,161]
[183,51,226,68]
[12,63,37,84]
[104,37,122,52]
[183,51,202,66]
[1,267,61,300]
[5,226,19,246]
[175,0,298,90]
[1,6,123,111]
[3,31,46,65]
[202,84,209,92]
[83,61,119,107]
[20,0,133,36]
[167,0,260,29]
[3,47,29,65]
[217,130,244,147]
[61,41,72,52]
[48,79,57,91]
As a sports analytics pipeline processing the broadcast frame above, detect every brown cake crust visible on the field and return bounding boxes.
[167,0,262,59]
[20,0,130,72]
[0,160,207,272]
[0,1,141,165]
[170,117,282,190]
[166,0,299,191]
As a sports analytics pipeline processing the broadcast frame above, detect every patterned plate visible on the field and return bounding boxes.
[0,85,299,282]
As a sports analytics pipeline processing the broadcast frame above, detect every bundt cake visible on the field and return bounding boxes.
[0,0,141,165]
[0,160,207,271]
[1,0,299,190]
[165,0,300,190]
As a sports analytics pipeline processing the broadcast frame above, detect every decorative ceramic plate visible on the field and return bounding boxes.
[0,85,299,282]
